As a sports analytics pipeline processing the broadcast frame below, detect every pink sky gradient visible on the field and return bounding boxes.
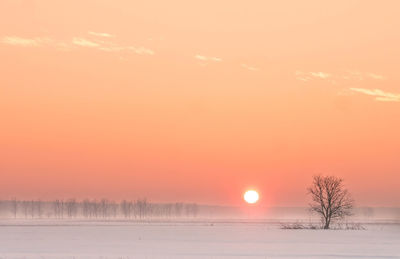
[1,0,399,206]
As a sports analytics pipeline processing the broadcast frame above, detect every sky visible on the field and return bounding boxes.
[0,0,399,207]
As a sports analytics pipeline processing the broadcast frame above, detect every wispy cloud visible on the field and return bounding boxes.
[195,55,222,62]
[73,37,154,55]
[349,88,400,102]
[72,37,100,48]
[99,46,155,55]
[345,71,386,81]
[127,46,154,55]
[310,72,331,79]
[296,70,387,83]
[295,71,330,81]
[1,36,74,51]
[295,71,311,82]
[88,31,114,38]
[241,64,259,71]
[345,71,363,80]
[1,36,49,47]
[368,73,386,80]
[1,34,154,56]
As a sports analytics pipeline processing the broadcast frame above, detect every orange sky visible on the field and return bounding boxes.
[0,0,399,206]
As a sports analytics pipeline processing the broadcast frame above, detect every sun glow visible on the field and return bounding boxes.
[244,190,259,204]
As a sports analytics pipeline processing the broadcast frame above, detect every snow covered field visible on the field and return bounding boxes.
[0,220,399,259]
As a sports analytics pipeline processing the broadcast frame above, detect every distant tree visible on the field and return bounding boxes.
[121,200,131,218]
[30,200,35,218]
[21,200,30,218]
[11,198,17,218]
[53,199,64,219]
[100,199,109,218]
[174,203,183,217]
[108,201,118,218]
[186,203,198,218]
[135,199,148,219]
[363,207,374,220]
[308,175,354,229]
[164,203,173,218]
[66,199,78,218]
[82,199,91,218]
[36,200,43,219]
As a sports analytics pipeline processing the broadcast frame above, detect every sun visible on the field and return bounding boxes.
[244,190,259,204]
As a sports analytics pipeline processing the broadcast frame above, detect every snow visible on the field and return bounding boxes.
[0,220,399,259]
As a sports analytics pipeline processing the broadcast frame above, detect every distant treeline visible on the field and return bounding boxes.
[0,199,198,219]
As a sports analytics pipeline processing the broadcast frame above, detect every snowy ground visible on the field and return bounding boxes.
[0,220,399,259]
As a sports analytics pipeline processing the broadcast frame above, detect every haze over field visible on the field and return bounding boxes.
[1,0,400,208]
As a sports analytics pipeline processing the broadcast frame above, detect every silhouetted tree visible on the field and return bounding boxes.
[21,200,30,218]
[53,199,64,218]
[82,199,91,218]
[120,200,131,218]
[11,198,17,218]
[174,203,183,217]
[185,203,198,217]
[308,175,354,229]
[135,199,148,219]
[66,199,78,218]
[36,200,43,218]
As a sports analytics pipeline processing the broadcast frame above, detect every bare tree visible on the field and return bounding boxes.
[82,199,89,218]
[92,200,100,218]
[30,200,34,218]
[36,200,43,218]
[174,203,183,217]
[100,199,109,218]
[308,175,354,229]
[53,199,64,219]
[162,203,172,218]
[66,199,78,218]
[362,207,374,220]
[121,200,132,219]
[135,199,148,219]
[108,200,118,218]
[185,203,198,218]
[11,198,17,219]
[21,200,30,218]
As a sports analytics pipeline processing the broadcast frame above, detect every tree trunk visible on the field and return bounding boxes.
[324,217,330,229]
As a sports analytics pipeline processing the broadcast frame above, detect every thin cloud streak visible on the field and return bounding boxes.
[1,36,49,47]
[127,46,155,55]
[72,38,100,48]
[241,64,259,71]
[368,73,386,80]
[310,72,331,79]
[295,70,332,82]
[349,88,400,102]
[295,71,330,81]
[195,55,222,62]
[99,46,155,55]
[345,71,386,81]
[72,37,155,55]
[296,70,387,83]
[88,31,114,38]
[1,35,154,56]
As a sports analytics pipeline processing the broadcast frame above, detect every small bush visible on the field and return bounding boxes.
[280,221,365,230]
[280,222,307,229]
